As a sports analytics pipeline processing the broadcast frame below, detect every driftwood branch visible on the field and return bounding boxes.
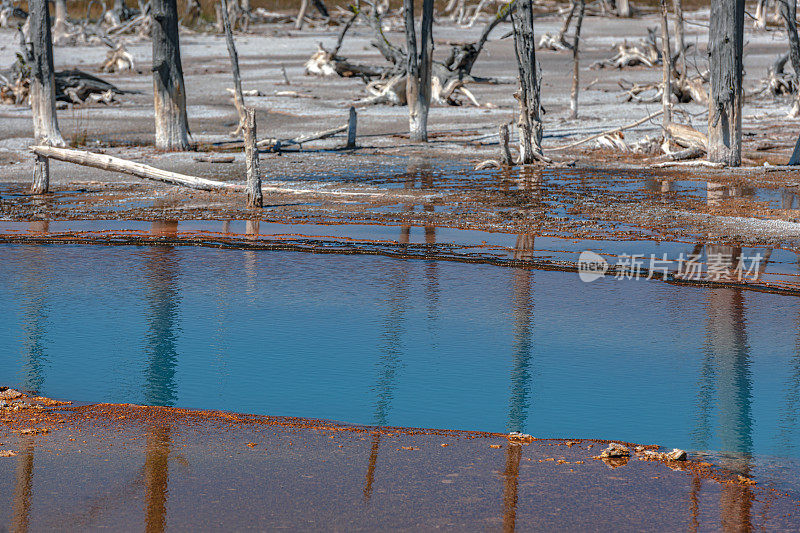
[30,145,241,191]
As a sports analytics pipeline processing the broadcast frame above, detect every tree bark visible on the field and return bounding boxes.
[346,105,357,148]
[151,0,190,150]
[29,0,64,148]
[31,145,241,190]
[53,0,68,29]
[243,108,262,208]
[660,0,672,140]
[295,0,309,30]
[221,0,246,136]
[617,0,632,17]
[405,0,434,142]
[32,155,49,194]
[707,0,745,166]
[569,0,585,119]
[779,0,800,114]
[511,0,544,163]
[672,0,686,77]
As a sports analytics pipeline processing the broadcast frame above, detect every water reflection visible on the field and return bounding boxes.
[144,424,171,533]
[19,246,48,394]
[11,440,34,533]
[141,222,181,407]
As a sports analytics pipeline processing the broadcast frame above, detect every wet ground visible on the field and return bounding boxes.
[4,8,800,530]
[1,397,799,531]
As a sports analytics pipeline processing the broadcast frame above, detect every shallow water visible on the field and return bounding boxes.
[2,243,800,464]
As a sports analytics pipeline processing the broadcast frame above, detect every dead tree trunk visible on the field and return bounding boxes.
[617,0,632,17]
[243,108,262,208]
[53,0,68,30]
[151,0,190,150]
[511,0,544,163]
[295,0,309,29]
[221,0,246,136]
[404,0,434,142]
[672,0,686,77]
[29,0,64,149]
[779,0,800,116]
[707,0,745,166]
[660,0,672,140]
[569,0,585,119]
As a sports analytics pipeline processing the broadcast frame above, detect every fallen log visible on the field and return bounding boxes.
[30,145,242,191]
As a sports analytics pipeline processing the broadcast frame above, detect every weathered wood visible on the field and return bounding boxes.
[220,0,246,137]
[31,154,49,194]
[445,0,516,78]
[243,108,262,207]
[29,0,64,148]
[617,0,632,17]
[789,132,800,165]
[659,0,672,141]
[779,0,800,115]
[569,0,585,119]
[295,0,309,30]
[499,123,513,165]
[405,0,435,142]
[511,0,544,163]
[30,145,241,191]
[152,0,190,150]
[707,0,745,166]
[672,0,686,76]
[346,106,357,149]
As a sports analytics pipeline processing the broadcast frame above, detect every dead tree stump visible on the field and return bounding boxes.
[29,0,64,149]
[32,154,50,194]
[152,0,190,150]
[511,0,544,163]
[346,106,357,149]
[404,0,435,142]
[243,108,262,208]
[708,0,745,166]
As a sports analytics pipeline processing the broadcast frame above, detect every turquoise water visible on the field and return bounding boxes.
[2,243,800,461]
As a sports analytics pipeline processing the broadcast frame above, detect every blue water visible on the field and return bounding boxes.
[2,243,800,461]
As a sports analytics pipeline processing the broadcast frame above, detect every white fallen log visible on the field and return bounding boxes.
[30,145,242,191]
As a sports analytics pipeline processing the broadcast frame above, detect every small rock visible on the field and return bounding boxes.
[665,448,687,461]
[0,450,17,457]
[737,475,756,485]
[18,427,49,436]
[599,443,630,458]
[0,389,22,401]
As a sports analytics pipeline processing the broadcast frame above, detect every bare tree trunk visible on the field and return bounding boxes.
[617,0,632,17]
[405,0,434,142]
[152,0,190,150]
[29,0,64,150]
[295,0,309,30]
[660,0,672,141]
[499,123,513,164]
[221,0,246,136]
[569,0,585,119]
[243,108,262,208]
[32,155,49,194]
[511,0,544,162]
[53,0,68,28]
[346,106,357,148]
[707,0,745,166]
[673,0,685,77]
[779,0,800,115]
